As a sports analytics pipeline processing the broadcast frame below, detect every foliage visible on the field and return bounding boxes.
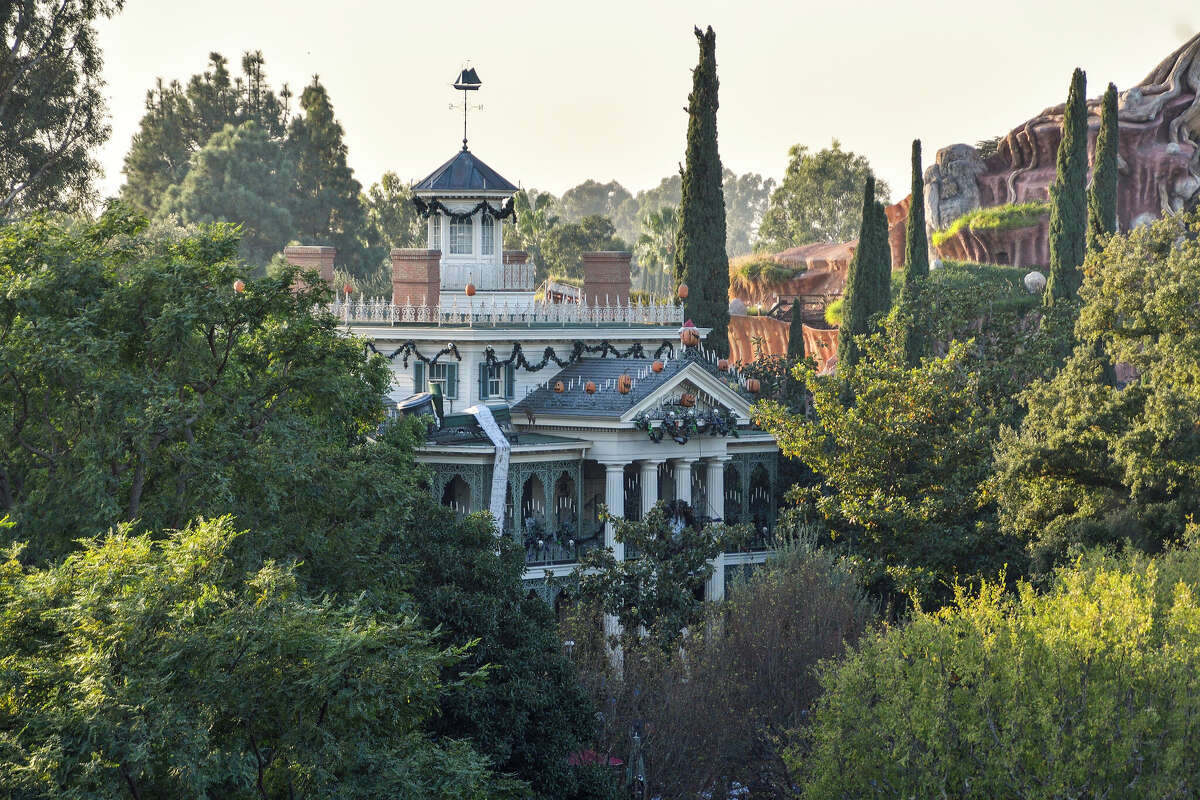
[0,0,122,216]
[361,170,425,296]
[287,76,371,279]
[721,170,776,257]
[728,252,794,297]
[541,214,627,281]
[823,297,843,327]
[504,188,559,276]
[899,140,930,365]
[756,139,890,251]
[633,204,676,295]
[675,25,731,355]
[929,200,1051,248]
[1087,82,1120,253]
[839,175,890,368]
[0,516,507,799]
[795,543,1200,798]
[158,122,296,266]
[1046,68,1089,305]
[991,211,1200,574]
[556,179,636,242]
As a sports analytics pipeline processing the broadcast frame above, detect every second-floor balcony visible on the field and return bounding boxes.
[441,261,535,292]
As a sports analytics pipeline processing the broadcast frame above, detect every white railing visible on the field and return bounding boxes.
[328,296,683,327]
[440,262,535,291]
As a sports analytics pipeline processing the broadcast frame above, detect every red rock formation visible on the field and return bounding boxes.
[730,241,856,309]
[933,215,1050,267]
[884,195,911,270]
[728,315,790,365]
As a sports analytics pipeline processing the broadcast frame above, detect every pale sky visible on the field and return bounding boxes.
[94,0,1199,203]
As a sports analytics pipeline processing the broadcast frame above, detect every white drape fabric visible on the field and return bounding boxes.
[465,404,509,534]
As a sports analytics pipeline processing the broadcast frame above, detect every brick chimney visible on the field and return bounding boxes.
[503,250,530,264]
[283,245,336,287]
[581,251,631,305]
[391,248,441,307]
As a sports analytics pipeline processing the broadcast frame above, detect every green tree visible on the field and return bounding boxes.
[0,0,123,215]
[287,76,371,278]
[158,121,296,266]
[899,139,930,366]
[364,171,424,250]
[0,516,508,799]
[756,140,890,251]
[796,543,1200,798]
[541,214,626,281]
[675,25,730,354]
[1087,82,1120,253]
[634,204,677,294]
[722,169,775,257]
[992,211,1200,574]
[557,178,636,239]
[1046,68,1088,305]
[505,189,559,278]
[837,177,891,369]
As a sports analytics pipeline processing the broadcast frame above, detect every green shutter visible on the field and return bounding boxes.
[413,362,425,393]
[478,363,489,400]
[504,364,515,399]
[447,364,459,399]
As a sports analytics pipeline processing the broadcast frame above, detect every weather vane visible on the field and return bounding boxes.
[450,66,482,151]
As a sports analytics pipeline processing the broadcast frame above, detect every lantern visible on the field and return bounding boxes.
[652,360,664,373]
[677,283,689,300]
[233,279,245,293]
[343,283,354,295]
[746,378,761,394]
[617,374,632,394]
[680,392,696,408]
[465,282,477,297]
[717,358,730,371]
[585,381,597,395]
[680,327,700,348]
[554,381,565,393]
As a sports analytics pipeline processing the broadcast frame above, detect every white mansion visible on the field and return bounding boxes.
[285,141,781,606]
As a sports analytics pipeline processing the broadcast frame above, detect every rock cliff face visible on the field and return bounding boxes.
[893,32,1200,268]
[933,216,1050,266]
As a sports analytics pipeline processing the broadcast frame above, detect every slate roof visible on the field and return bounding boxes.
[413,149,517,194]
[513,355,742,418]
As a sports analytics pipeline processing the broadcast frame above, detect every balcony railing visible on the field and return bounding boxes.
[329,296,684,328]
[441,261,535,291]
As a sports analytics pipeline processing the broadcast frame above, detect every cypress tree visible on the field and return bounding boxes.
[787,298,806,363]
[899,139,929,366]
[1046,68,1088,306]
[870,199,892,317]
[837,176,878,369]
[675,26,730,355]
[1087,82,1119,253]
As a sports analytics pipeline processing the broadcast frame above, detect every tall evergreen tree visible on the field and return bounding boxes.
[1087,82,1120,253]
[1046,68,1088,306]
[288,76,371,279]
[838,176,879,369]
[870,199,893,312]
[900,139,929,366]
[674,26,730,355]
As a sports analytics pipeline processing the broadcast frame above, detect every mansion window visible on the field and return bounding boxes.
[481,214,495,256]
[429,215,441,250]
[413,361,458,399]
[449,218,473,255]
[479,362,514,400]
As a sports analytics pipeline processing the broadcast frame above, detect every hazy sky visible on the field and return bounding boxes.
[94,1,1199,203]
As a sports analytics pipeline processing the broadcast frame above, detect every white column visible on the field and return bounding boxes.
[672,459,693,506]
[603,462,627,562]
[640,459,663,517]
[705,457,730,601]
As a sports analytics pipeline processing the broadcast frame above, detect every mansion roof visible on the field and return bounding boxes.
[413,149,518,194]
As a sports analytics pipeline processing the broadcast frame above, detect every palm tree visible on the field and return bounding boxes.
[506,189,558,279]
[635,205,678,296]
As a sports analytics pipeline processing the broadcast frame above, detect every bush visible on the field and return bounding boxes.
[930,201,1050,248]
[795,540,1200,798]
[729,253,797,296]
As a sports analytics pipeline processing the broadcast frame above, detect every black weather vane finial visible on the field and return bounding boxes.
[451,66,482,151]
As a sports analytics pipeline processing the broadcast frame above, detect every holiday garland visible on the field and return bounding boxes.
[366,341,461,367]
[481,340,676,372]
[633,404,739,445]
[412,196,516,223]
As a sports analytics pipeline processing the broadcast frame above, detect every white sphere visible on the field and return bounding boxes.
[1024,270,1047,294]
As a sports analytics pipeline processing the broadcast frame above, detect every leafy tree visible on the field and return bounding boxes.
[1046,68,1088,305]
[505,188,559,277]
[122,51,292,218]
[796,543,1200,798]
[633,205,677,294]
[0,0,123,215]
[899,139,930,365]
[557,179,636,238]
[364,170,424,250]
[992,211,1200,574]
[837,176,890,368]
[675,25,730,354]
[541,214,626,281]
[0,516,507,799]
[158,121,296,266]
[1087,82,1120,252]
[756,140,890,251]
[722,169,775,257]
[287,76,370,278]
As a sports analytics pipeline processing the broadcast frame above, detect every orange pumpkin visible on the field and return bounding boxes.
[585,381,597,394]
[343,283,354,295]
[465,283,477,297]
[677,283,689,300]
[554,381,565,393]
[680,327,700,348]
[745,378,761,393]
[651,360,664,373]
[233,279,246,293]
[617,374,632,394]
[680,392,696,407]
[717,358,730,371]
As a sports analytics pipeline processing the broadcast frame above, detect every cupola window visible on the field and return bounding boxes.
[429,215,442,250]
[449,218,473,255]
[481,214,495,256]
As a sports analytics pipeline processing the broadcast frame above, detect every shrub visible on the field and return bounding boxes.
[930,201,1050,248]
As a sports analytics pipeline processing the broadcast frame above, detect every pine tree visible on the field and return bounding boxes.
[870,199,893,316]
[1046,68,1088,306]
[838,177,878,369]
[287,76,372,279]
[900,139,929,366]
[674,26,730,355]
[1087,82,1119,253]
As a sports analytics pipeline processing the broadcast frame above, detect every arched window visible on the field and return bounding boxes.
[481,213,495,256]
[449,217,472,255]
[429,214,441,250]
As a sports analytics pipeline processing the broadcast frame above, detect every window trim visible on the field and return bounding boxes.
[481,213,495,256]
[448,217,473,256]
